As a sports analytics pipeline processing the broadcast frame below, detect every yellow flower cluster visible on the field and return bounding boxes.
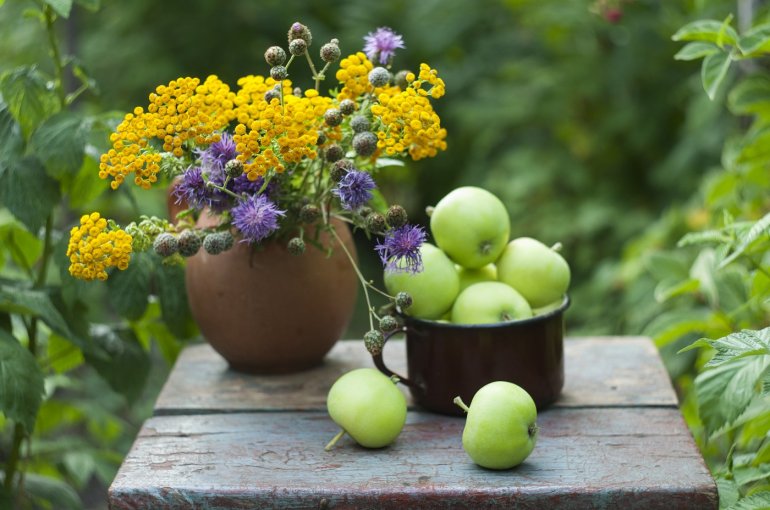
[335,52,375,101]
[232,81,330,180]
[67,213,133,281]
[99,76,237,190]
[371,64,447,160]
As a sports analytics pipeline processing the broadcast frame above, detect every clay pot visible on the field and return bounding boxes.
[185,215,359,374]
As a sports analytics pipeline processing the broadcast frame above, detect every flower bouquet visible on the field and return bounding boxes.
[66,22,447,367]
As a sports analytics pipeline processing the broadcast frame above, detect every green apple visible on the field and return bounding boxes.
[326,368,407,450]
[451,281,532,325]
[429,187,510,269]
[456,263,497,292]
[384,243,460,320]
[496,237,570,309]
[454,381,538,469]
[532,299,564,316]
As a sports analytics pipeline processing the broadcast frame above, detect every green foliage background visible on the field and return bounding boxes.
[2,0,770,508]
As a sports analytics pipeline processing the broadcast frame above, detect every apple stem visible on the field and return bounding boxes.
[324,428,347,451]
[529,422,539,439]
[425,205,435,217]
[453,396,470,413]
[550,242,563,252]
[389,374,401,384]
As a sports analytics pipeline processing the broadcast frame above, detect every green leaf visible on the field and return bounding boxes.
[728,76,770,116]
[74,0,99,11]
[672,19,739,45]
[732,457,770,488]
[720,212,770,268]
[64,153,107,209]
[156,261,194,339]
[0,156,61,233]
[674,41,719,61]
[695,354,770,434]
[43,0,73,18]
[644,308,718,348]
[701,51,733,100]
[0,101,24,164]
[0,67,60,140]
[106,252,152,320]
[716,475,740,508]
[0,285,78,346]
[63,451,95,488]
[739,23,770,55]
[698,328,770,368]
[644,251,691,281]
[22,473,82,510]
[0,329,45,432]
[725,492,770,510]
[29,111,86,179]
[653,277,700,302]
[85,325,150,405]
[0,219,43,272]
[47,333,84,373]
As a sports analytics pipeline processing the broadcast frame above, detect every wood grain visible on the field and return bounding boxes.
[153,336,678,415]
[109,408,716,510]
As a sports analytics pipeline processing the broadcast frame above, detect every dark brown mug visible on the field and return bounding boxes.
[373,296,569,416]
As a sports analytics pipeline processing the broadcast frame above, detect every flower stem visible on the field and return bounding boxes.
[453,396,470,413]
[207,181,242,200]
[327,223,375,331]
[44,5,67,109]
[324,428,346,451]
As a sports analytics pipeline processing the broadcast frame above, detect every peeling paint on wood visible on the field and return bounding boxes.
[154,337,678,415]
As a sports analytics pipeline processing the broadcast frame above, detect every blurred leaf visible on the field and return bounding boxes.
[22,473,82,510]
[106,251,152,320]
[63,451,95,488]
[29,111,86,179]
[716,475,740,508]
[0,285,75,342]
[86,326,150,405]
[695,354,770,434]
[0,328,45,432]
[672,19,738,45]
[728,76,770,116]
[654,277,700,302]
[63,153,107,209]
[46,333,84,373]
[0,101,24,164]
[0,67,60,140]
[701,51,732,101]
[725,492,770,510]
[74,0,99,11]
[678,229,731,247]
[739,23,770,55]
[645,308,717,348]
[719,212,770,268]
[0,156,60,233]
[43,0,72,18]
[644,251,691,281]
[732,455,770,487]
[156,261,194,339]
[674,41,719,61]
[0,219,43,272]
[690,248,719,307]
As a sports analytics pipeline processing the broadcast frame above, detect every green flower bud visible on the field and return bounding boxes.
[177,229,201,257]
[324,108,343,127]
[386,205,408,228]
[316,131,327,146]
[357,206,373,218]
[153,233,178,258]
[287,237,306,256]
[350,115,371,133]
[288,22,312,46]
[395,291,412,311]
[339,99,355,115]
[366,212,387,234]
[289,38,307,56]
[203,231,233,255]
[299,204,321,223]
[270,65,288,81]
[265,46,287,67]
[225,159,244,178]
[394,70,410,90]
[353,131,378,157]
[325,144,344,162]
[364,329,385,356]
[368,67,391,88]
[379,315,399,332]
[264,87,281,103]
[320,39,341,63]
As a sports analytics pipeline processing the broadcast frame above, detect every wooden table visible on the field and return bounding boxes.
[108,337,718,509]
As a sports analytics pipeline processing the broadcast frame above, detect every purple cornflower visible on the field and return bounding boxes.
[375,224,426,274]
[363,27,405,65]
[231,174,265,196]
[173,166,211,210]
[199,132,238,173]
[231,194,285,244]
[332,170,376,210]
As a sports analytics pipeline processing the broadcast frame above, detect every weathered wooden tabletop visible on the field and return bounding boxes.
[108,337,718,509]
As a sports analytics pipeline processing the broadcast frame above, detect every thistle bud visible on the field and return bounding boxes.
[386,205,408,228]
[339,99,355,115]
[225,159,244,178]
[353,131,378,157]
[325,144,343,162]
[203,231,234,255]
[379,315,399,332]
[366,212,387,234]
[264,46,287,67]
[395,291,413,311]
[350,115,370,133]
[368,67,390,88]
[287,237,306,256]
[330,164,347,183]
[264,87,281,103]
[293,87,302,97]
[320,39,341,63]
[299,204,321,223]
[394,70,410,90]
[270,65,288,81]
[177,229,201,257]
[364,330,385,356]
[153,233,178,257]
[288,22,312,46]
[357,206,373,218]
[289,38,307,56]
[324,108,343,127]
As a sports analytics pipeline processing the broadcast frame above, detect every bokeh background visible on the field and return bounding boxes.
[0,0,746,506]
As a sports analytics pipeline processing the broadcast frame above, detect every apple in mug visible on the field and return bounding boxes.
[384,243,460,320]
[451,281,532,325]
[430,186,510,269]
[496,237,570,309]
[456,263,497,292]
[454,381,539,469]
[325,368,407,450]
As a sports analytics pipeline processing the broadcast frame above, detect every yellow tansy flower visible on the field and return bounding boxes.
[67,213,133,281]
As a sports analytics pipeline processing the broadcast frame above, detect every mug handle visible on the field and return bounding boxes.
[372,329,418,389]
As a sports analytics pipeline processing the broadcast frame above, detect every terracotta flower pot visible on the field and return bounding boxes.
[184,216,359,374]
